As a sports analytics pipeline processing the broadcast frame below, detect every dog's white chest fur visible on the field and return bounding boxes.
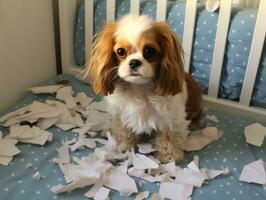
[106,83,190,135]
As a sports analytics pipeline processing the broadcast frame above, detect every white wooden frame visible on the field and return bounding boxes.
[58,0,266,122]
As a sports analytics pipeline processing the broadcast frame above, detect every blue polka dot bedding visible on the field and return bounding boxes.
[0,74,266,200]
[74,0,266,109]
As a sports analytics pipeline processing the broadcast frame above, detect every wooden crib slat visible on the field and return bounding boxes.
[85,0,94,62]
[59,0,79,73]
[106,0,116,22]
[182,0,197,72]
[208,0,232,98]
[130,0,140,15]
[156,0,167,21]
[239,0,266,106]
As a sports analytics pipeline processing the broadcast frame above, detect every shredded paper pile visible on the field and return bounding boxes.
[0,84,265,199]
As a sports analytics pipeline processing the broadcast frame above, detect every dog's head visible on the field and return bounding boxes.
[87,15,185,96]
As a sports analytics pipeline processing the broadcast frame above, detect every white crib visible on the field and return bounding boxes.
[58,0,266,123]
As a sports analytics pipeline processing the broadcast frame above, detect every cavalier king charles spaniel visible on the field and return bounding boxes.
[87,15,203,163]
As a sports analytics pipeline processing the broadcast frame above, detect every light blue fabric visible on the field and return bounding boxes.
[0,74,266,200]
[73,1,266,108]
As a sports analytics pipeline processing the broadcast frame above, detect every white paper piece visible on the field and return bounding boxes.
[72,123,93,135]
[0,156,13,166]
[26,163,33,168]
[94,187,110,200]
[29,85,63,94]
[75,92,93,108]
[4,101,61,126]
[90,101,107,112]
[0,137,20,156]
[201,168,229,180]
[53,144,70,164]
[32,171,43,180]
[244,123,266,147]
[104,169,138,197]
[175,166,205,187]
[9,125,34,139]
[70,137,96,151]
[132,153,159,170]
[181,127,222,151]
[86,110,111,131]
[37,117,59,129]
[239,159,266,185]
[51,178,97,194]
[0,133,20,166]
[137,144,156,154]
[18,126,51,146]
[206,115,219,123]
[135,191,150,200]
[159,182,193,200]
[84,180,104,198]
[56,86,77,109]
[0,104,31,123]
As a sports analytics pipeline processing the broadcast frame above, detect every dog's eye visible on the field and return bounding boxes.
[143,47,156,59]
[117,48,127,57]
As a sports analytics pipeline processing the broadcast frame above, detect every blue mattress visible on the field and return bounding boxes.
[74,0,266,109]
[0,74,266,200]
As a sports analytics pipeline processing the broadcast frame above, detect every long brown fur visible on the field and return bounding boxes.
[88,22,118,95]
[152,22,185,96]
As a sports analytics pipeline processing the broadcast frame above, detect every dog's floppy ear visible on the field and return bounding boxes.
[87,22,117,95]
[153,22,185,96]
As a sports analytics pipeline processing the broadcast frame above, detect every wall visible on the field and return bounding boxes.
[0,0,56,113]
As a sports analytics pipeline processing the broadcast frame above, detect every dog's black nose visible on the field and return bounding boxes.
[129,59,142,70]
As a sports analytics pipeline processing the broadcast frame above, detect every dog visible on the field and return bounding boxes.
[87,15,203,163]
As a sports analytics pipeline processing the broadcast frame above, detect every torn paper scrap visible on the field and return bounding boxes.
[159,182,193,200]
[137,144,156,154]
[9,125,34,139]
[94,187,110,200]
[0,104,31,123]
[0,156,13,166]
[131,153,159,170]
[0,133,20,166]
[37,117,59,130]
[181,127,222,151]
[4,101,61,127]
[75,92,93,108]
[56,86,77,109]
[52,144,70,164]
[84,180,104,198]
[17,126,52,146]
[135,191,150,200]
[70,136,96,151]
[51,178,97,194]
[244,123,266,147]
[90,101,107,112]
[239,159,266,185]
[104,169,138,197]
[32,171,44,180]
[0,137,20,157]
[201,168,229,180]
[29,85,63,94]
[206,115,219,123]
[85,110,111,131]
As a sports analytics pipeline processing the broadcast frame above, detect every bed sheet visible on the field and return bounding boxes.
[0,74,266,200]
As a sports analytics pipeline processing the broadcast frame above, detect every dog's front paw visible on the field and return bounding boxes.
[154,132,184,164]
[154,149,184,164]
[117,142,136,153]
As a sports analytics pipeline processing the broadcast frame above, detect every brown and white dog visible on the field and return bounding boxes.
[87,15,203,163]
